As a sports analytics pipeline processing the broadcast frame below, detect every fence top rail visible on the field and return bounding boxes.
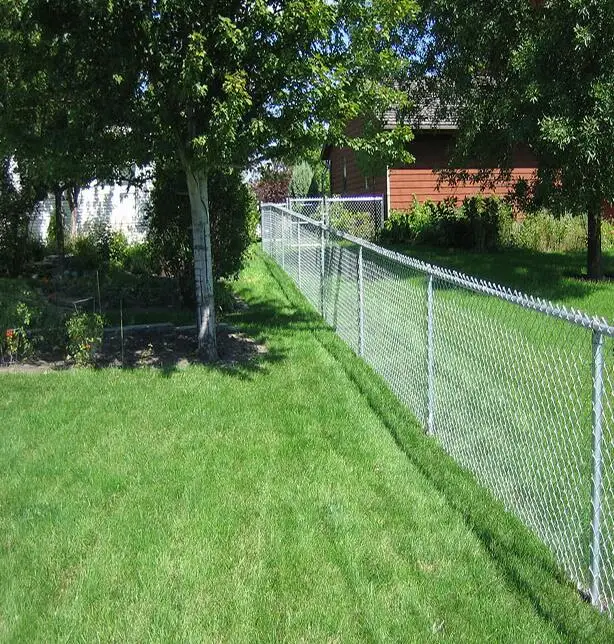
[262,202,614,337]
[287,197,324,202]
[285,196,383,203]
[327,195,383,202]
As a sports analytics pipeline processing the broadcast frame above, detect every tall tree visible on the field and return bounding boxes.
[2,1,417,358]
[410,0,614,279]
[0,2,147,266]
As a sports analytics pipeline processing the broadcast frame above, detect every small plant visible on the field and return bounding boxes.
[329,204,377,241]
[65,312,104,367]
[0,299,36,363]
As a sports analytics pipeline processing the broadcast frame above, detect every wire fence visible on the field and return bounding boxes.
[285,196,384,241]
[261,202,614,617]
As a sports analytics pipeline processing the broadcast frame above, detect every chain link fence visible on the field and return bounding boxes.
[285,196,384,241]
[261,202,614,617]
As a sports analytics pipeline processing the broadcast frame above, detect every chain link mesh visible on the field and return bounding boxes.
[285,197,384,241]
[261,203,614,617]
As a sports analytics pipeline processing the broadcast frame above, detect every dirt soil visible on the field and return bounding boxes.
[0,324,267,374]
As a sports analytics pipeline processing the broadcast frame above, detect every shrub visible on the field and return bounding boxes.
[510,211,587,253]
[65,312,104,367]
[0,282,44,363]
[289,161,314,198]
[380,196,512,250]
[123,243,152,275]
[329,203,377,241]
[0,159,44,277]
[146,163,259,307]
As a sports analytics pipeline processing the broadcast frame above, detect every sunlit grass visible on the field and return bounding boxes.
[0,249,612,641]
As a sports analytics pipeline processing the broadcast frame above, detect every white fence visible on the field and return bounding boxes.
[262,202,614,617]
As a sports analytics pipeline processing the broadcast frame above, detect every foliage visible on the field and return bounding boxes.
[146,164,258,306]
[380,196,513,250]
[65,311,104,367]
[251,163,291,203]
[329,203,377,241]
[0,159,44,276]
[3,0,420,356]
[412,0,614,277]
[68,221,132,273]
[0,280,45,363]
[510,212,614,255]
[289,161,315,198]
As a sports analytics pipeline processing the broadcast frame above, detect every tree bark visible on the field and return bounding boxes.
[66,185,80,238]
[185,166,218,361]
[587,199,603,280]
[53,187,65,273]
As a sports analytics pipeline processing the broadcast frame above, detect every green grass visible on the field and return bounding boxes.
[384,244,614,321]
[1,248,612,641]
[270,223,614,618]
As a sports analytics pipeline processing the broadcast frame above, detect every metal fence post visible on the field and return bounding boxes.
[297,219,302,290]
[323,195,328,226]
[590,329,605,609]
[426,273,435,435]
[281,210,286,271]
[320,223,325,316]
[357,245,365,357]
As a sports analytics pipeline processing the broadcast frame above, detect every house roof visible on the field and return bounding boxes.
[321,96,457,160]
[383,99,457,131]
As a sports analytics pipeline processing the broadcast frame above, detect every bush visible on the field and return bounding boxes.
[0,280,46,363]
[146,163,259,307]
[65,312,104,367]
[0,159,44,277]
[380,196,512,250]
[510,211,587,253]
[289,161,314,198]
[329,203,377,241]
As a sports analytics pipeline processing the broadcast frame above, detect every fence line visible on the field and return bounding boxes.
[285,195,384,238]
[261,202,614,616]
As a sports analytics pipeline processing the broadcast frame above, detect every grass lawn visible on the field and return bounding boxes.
[269,218,614,613]
[384,244,614,321]
[1,248,612,641]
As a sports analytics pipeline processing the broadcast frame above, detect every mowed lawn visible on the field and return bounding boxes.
[1,250,612,642]
[387,244,614,321]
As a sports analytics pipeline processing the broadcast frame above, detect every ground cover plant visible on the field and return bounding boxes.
[1,249,612,640]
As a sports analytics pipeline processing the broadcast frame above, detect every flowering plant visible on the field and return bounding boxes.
[65,312,104,367]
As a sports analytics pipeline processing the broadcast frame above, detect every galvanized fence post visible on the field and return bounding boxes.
[426,273,435,435]
[319,222,325,315]
[323,195,328,227]
[357,245,365,357]
[281,210,286,271]
[590,329,605,609]
[297,219,302,290]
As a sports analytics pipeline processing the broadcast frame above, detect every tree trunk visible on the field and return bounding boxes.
[54,187,65,273]
[587,199,603,280]
[66,186,80,238]
[185,166,218,361]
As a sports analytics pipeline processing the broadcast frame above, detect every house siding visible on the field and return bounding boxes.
[389,132,537,211]
[326,126,538,216]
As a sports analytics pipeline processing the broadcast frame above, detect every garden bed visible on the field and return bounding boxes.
[0,322,266,373]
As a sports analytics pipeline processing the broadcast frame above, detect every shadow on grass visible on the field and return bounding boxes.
[260,250,614,642]
[387,244,614,307]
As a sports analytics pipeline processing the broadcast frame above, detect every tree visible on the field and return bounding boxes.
[411,0,614,279]
[0,2,147,267]
[251,163,292,204]
[146,162,259,305]
[3,1,418,359]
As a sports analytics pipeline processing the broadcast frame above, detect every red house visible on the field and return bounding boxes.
[322,110,538,217]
